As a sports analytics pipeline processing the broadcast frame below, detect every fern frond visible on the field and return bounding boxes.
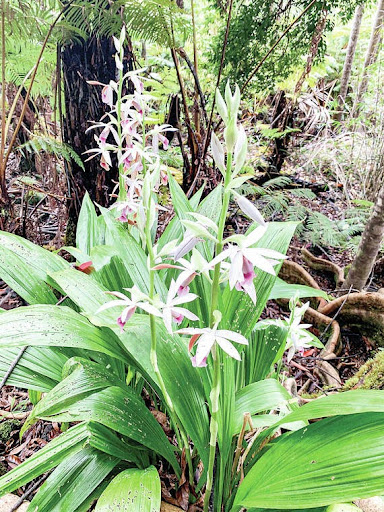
[17,136,84,170]
[124,0,191,47]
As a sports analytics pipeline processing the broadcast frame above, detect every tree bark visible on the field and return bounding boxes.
[337,4,365,120]
[344,185,384,291]
[61,35,133,224]
[353,0,384,116]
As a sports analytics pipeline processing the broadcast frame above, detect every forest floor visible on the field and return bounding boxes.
[0,119,383,509]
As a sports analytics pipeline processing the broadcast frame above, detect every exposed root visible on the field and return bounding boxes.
[279,260,327,308]
[301,248,345,286]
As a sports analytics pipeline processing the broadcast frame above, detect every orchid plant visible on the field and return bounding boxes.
[0,27,383,512]
[83,28,321,510]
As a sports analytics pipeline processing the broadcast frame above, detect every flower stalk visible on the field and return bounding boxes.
[204,151,233,512]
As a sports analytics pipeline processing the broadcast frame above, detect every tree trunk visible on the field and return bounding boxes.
[344,185,384,291]
[337,4,365,120]
[353,0,384,116]
[61,35,133,225]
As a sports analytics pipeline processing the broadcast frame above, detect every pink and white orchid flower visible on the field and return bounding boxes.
[210,226,286,304]
[97,286,161,332]
[161,278,199,334]
[177,324,248,366]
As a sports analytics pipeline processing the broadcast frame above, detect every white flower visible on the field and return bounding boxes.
[177,324,248,366]
[97,286,161,332]
[285,301,315,362]
[160,278,199,334]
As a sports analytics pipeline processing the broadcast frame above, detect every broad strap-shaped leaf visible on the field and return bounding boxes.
[276,390,384,428]
[95,466,161,511]
[29,358,127,421]
[233,379,291,435]
[0,346,67,392]
[245,322,289,385]
[101,207,167,299]
[0,423,89,495]
[0,231,67,304]
[118,316,210,472]
[0,305,127,360]
[234,413,384,509]
[76,192,105,254]
[29,446,119,512]
[36,385,180,475]
[269,277,329,301]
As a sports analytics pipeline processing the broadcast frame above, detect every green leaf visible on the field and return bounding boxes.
[76,192,103,255]
[28,446,119,512]
[234,413,384,509]
[0,305,127,361]
[269,277,329,301]
[0,423,89,494]
[95,466,161,511]
[276,390,384,428]
[0,231,67,304]
[101,207,167,299]
[245,322,289,384]
[118,317,210,472]
[37,386,180,474]
[0,347,67,392]
[233,379,291,434]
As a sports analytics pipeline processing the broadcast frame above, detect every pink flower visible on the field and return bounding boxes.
[97,286,161,332]
[209,226,286,304]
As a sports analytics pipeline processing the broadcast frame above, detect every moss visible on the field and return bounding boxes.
[0,462,6,477]
[343,351,384,390]
[0,419,21,443]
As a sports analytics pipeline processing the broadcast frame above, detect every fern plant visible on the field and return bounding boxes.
[239,177,367,251]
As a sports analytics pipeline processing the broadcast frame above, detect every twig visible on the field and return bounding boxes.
[320,285,352,342]
[0,409,29,420]
[9,472,53,512]
[0,347,27,391]
[240,0,318,93]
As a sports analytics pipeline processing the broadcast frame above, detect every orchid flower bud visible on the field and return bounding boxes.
[115,54,124,71]
[224,119,238,153]
[113,36,121,53]
[235,193,266,227]
[234,125,247,174]
[119,25,126,46]
[211,133,226,175]
[216,89,228,123]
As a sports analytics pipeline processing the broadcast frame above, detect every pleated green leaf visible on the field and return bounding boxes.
[269,277,329,300]
[28,446,119,512]
[95,466,161,512]
[233,379,291,434]
[234,413,384,509]
[276,390,384,428]
[0,346,67,392]
[0,423,89,495]
[0,231,67,304]
[118,316,210,471]
[76,192,104,255]
[37,385,180,474]
[0,305,127,360]
[245,322,289,384]
[101,207,167,299]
